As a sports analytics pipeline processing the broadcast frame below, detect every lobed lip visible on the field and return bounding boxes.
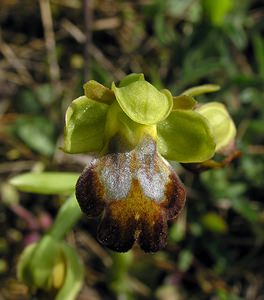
[76,136,186,252]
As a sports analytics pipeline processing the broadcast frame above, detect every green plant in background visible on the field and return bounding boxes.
[10,174,83,300]
[202,0,234,26]
[1,0,263,298]
[10,74,237,298]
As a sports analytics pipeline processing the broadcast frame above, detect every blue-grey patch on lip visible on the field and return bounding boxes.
[136,138,169,202]
[100,152,132,200]
[137,165,169,202]
[99,136,173,203]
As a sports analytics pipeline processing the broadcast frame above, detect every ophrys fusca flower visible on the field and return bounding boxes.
[64,73,235,252]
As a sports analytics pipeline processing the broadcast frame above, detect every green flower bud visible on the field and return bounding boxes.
[196,102,236,153]
[51,253,66,290]
[17,235,60,291]
[17,235,84,300]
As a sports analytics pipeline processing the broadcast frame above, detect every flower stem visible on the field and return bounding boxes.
[49,195,82,240]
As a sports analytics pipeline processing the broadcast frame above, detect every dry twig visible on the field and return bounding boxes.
[39,0,61,95]
[83,0,93,80]
[61,19,125,79]
[0,40,33,85]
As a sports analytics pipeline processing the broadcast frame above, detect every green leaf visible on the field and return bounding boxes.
[224,21,247,50]
[232,198,258,223]
[166,0,195,18]
[217,289,244,300]
[35,84,54,105]
[157,110,215,162]
[253,34,264,79]
[201,212,228,234]
[10,172,79,194]
[64,96,108,154]
[16,89,42,113]
[112,81,173,125]
[169,221,186,242]
[202,0,233,26]
[182,84,220,97]
[83,80,115,104]
[14,116,56,156]
[178,250,193,272]
[173,95,197,110]
[55,244,84,300]
[119,73,145,87]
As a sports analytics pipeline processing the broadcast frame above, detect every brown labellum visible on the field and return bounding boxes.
[76,136,186,252]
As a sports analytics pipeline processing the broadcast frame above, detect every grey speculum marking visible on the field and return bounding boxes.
[99,136,170,202]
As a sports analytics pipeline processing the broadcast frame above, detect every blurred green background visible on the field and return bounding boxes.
[0,0,264,299]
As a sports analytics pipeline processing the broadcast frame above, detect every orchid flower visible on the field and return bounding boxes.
[64,73,236,252]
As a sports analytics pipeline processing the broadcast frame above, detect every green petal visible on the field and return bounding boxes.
[112,81,173,125]
[64,96,108,153]
[104,102,157,152]
[83,80,115,104]
[157,110,215,162]
[182,84,220,97]
[119,73,145,87]
[173,95,197,110]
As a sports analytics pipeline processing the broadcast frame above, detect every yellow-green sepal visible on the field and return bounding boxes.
[112,80,173,125]
[64,96,108,154]
[119,73,145,87]
[173,95,197,110]
[83,80,115,104]
[157,110,216,163]
[182,84,220,97]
